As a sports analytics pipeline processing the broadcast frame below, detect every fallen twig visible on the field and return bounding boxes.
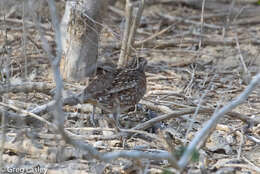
[0,82,54,95]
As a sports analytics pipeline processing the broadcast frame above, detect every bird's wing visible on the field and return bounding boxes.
[106,69,139,94]
[85,71,115,94]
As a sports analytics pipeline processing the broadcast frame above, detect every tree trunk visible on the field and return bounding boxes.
[60,0,107,81]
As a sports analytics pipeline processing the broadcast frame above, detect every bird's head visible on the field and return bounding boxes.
[128,57,147,71]
[136,57,147,72]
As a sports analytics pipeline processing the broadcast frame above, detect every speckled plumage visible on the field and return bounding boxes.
[81,58,147,113]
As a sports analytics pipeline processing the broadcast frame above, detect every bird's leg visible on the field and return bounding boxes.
[111,112,120,132]
[103,100,121,131]
[134,104,138,112]
[90,105,97,127]
[108,102,121,132]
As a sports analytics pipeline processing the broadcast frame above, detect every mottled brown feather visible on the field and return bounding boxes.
[82,58,147,113]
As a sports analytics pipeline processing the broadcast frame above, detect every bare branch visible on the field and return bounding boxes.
[118,0,145,67]
[0,82,54,95]
[118,0,133,67]
[178,74,260,169]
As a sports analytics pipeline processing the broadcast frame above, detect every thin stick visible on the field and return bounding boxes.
[0,102,55,129]
[126,0,145,59]
[22,0,28,79]
[198,0,205,51]
[118,0,133,67]
[135,24,173,46]
[236,130,244,160]
[0,107,6,168]
[235,32,250,82]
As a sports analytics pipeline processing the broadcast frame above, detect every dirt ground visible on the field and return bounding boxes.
[0,0,259,173]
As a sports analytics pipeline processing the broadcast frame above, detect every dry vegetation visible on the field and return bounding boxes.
[0,0,260,173]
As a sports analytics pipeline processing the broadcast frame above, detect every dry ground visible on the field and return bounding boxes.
[0,0,259,173]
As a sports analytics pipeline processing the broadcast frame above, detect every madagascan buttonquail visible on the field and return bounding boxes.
[80,57,147,126]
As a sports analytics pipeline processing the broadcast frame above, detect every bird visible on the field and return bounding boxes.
[79,57,147,127]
